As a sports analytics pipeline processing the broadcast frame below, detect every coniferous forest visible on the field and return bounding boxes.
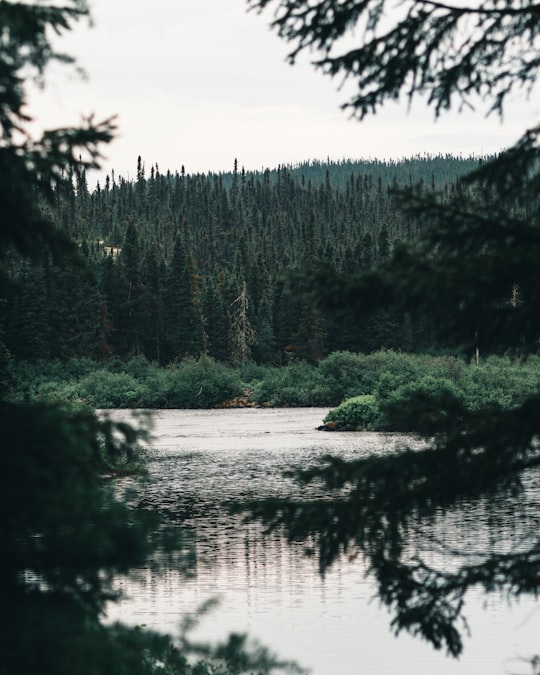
[3,154,482,367]
[5,2,540,672]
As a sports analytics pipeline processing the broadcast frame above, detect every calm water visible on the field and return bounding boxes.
[105,408,539,675]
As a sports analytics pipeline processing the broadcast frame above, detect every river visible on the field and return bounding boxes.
[105,408,539,675]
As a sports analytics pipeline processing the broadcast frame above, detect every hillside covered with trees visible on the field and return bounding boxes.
[3,154,482,366]
[4,0,540,671]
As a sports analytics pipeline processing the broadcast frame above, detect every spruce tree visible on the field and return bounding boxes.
[48,260,102,359]
[117,219,145,356]
[201,275,230,362]
[164,234,203,360]
[140,246,165,363]
[253,288,276,363]
[98,251,123,358]
[6,262,51,360]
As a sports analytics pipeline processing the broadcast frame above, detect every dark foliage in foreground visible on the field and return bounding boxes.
[0,3,301,674]
[246,0,540,661]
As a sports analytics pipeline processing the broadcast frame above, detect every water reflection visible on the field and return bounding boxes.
[105,408,540,675]
[394,467,540,581]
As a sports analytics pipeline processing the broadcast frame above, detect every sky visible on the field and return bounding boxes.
[30,0,540,184]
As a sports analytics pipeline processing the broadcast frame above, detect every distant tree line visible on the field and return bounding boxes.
[3,155,482,365]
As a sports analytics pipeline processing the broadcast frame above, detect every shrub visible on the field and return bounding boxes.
[155,356,243,408]
[63,357,98,379]
[76,370,149,408]
[460,358,540,413]
[324,394,382,430]
[250,361,329,406]
[104,355,127,374]
[124,355,156,381]
[379,375,466,433]
[318,350,443,404]
[236,360,269,384]
[363,350,424,391]
[33,380,79,403]
[318,351,371,402]
[423,354,464,384]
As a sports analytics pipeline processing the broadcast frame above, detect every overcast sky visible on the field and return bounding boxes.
[30,0,540,183]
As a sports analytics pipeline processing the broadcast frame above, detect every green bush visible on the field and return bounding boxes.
[318,349,445,404]
[63,356,99,379]
[250,361,329,406]
[318,351,371,402]
[124,355,156,381]
[460,358,539,413]
[153,356,243,408]
[423,354,464,383]
[236,360,269,384]
[379,375,466,432]
[323,394,382,430]
[8,359,73,401]
[76,370,149,408]
[32,379,80,403]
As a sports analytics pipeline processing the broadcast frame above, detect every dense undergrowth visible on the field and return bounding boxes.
[7,350,540,432]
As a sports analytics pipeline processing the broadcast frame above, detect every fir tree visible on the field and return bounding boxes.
[140,246,165,363]
[253,288,276,363]
[164,234,203,360]
[201,275,230,362]
[6,262,50,360]
[48,259,101,359]
[117,220,145,356]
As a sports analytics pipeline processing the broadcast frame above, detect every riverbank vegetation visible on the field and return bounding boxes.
[7,351,540,432]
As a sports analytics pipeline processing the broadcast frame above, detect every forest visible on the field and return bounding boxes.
[2,154,483,368]
[4,0,540,671]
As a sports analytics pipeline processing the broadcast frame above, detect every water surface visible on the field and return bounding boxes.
[105,408,539,675]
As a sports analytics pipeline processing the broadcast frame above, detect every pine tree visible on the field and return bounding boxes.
[273,279,300,360]
[253,288,276,363]
[164,234,202,360]
[140,246,165,363]
[48,259,102,359]
[98,251,122,358]
[201,275,230,362]
[116,220,145,356]
[6,262,51,360]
